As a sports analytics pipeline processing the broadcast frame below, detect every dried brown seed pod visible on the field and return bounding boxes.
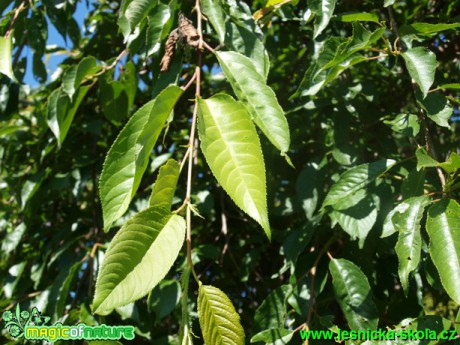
[160,28,180,72]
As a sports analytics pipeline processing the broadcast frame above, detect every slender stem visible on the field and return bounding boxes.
[183,0,204,284]
[93,49,128,77]
[368,47,387,54]
[5,1,27,39]
[428,87,441,93]
[365,54,388,61]
[181,70,198,92]
[203,41,216,54]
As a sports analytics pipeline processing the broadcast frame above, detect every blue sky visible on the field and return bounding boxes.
[16,1,90,86]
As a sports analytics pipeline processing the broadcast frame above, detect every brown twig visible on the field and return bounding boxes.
[5,1,27,39]
[181,69,198,92]
[93,49,128,77]
[183,0,205,285]
[365,54,388,61]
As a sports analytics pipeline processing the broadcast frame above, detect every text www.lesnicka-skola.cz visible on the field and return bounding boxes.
[299,328,458,342]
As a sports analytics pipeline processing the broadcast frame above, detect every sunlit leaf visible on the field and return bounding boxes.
[202,0,226,43]
[118,0,157,39]
[330,189,378,248]
[47,86,91,147]
[294,24,384,97]
[197,94,270,238]
[384,0,395,7]
[438,83,460,90]
[62,57,99,100]
[426,199,460,304]
[224,21,269,80]
[93,207,185,315]
[416,92,453,128]
[416,147,439,171]
[149,159,180,210]
[308,0,337,38]
[334,12,380,23]
[216,51,290,155]
[322,159,396,208]
[400,23,460,36]
[0,36,16,81]
[329,258,379,330]
[99,85,182,232]
[438,152,460,174]
[401,47,436,98]
[383,113,420,137]
[198,284,245,345]
[146,3,171,55]
[394,195,431,294]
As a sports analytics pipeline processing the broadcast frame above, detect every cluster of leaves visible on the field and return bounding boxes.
[1,0,460,344]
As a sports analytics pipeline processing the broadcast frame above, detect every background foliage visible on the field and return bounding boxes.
[1,0,460,344]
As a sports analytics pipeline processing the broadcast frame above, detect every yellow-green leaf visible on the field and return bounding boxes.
[99,85,182,232]
[198,284,245,345]
[216,51,290,155]
[149,159,180,210]
[197,94,270,239]
[0,36,16,81]
[93,206,185,315]
[426,199,460,304]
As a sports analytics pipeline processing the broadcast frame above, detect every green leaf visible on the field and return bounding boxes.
[146,2,171,56]
[416,92,453,128]
[148,279,181,320]
[98,76,130,126]
[118,0,157,39]
[296,159,324,220]
[439,152,460,174]
[20,169,50,210]
[0,125,27,138]
[216,51,290,154]
[294,24,384,97]
[62,57,99,100]
[250,328,293,344]
[330,190,378,248]
[99,85,182,232]
[329,258,379,330]
[334,12,380,23]
[399,23,460,36]
[198,284,245,345]
[224,21,270,80]
[394,195,431,294]
[383,113,420,137]
[381,202,409,238]
[416,147,439,171]
[197,94,270,238]
[47,86,91,147]
[322,159,396,208]
[202,0,227,43]
[438,83,460,90]
[401,47,436,98]
[308,0,337,38]
[384,0,395,7]
[253,285,292,333]
[0,36,16,81]
[426,199,460,304]
[401,169,426,198]
[93,206,185,315]
[149,159,180,210]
